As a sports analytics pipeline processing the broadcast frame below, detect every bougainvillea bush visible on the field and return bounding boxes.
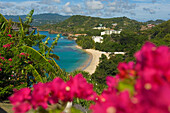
[0,12,62,100]
[9,42,170,113]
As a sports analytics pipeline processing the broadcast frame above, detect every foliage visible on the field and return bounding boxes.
[92,54,124,88]
[145,19,165,25]
[9,42,170,113]
[0,11,62,100]
[76,36,95,49]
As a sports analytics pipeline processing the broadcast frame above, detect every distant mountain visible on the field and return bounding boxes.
[4,13,70,26]
[145,19,165,25]
[38,15,143,34]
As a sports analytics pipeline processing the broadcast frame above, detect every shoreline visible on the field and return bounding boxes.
[75,45,110,74]
[76,45,93,72]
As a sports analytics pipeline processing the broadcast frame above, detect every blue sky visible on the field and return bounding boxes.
[0,0,170,21]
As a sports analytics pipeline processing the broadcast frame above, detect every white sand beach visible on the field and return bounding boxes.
[75,45,110,74]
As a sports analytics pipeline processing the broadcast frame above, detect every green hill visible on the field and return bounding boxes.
[4,13,70,26]
[150,20,170,38]
[38,15,144,34]
[145,19,165,25]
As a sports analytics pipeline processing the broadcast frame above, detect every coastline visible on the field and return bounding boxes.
[75,45,110,74]
[76,45,93,72]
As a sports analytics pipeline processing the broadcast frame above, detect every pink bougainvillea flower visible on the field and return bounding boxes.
[9,88,32,113]
[2,57,5,61]
[11,75,14,77]
[31,83,50,109]
[13,102,32,113]
[9,88,31,105]
[90,91,133,113]
[20,53,29,57]
[135,42,170,90]
[3,43,12,48]
[47,77,67,103]
[8,58,12,61]
[7,34,12,38]
[20,53,26,56]
[134,83,170,113]
[117,61,136,79]
[0,68,2,71]
[66,74,97,101]
[0,56,5,61]
[106,76,119,92]
[106,76,119,88]
[135,42,170,79]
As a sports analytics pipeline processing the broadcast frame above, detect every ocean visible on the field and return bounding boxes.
[35,31,89,72]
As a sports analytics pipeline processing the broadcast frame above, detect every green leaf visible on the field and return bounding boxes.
[22,45,61,79]
[26,64,44,83]
[118,81,134,95]
[24,9,34,24]
[19,16,25,37]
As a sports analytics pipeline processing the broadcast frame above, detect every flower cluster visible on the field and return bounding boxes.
[0,54,13,71]
[9,42,170,113]
[90,42,170,113]
[3,42,13,48]
[7,34,12,38]
[9,74,96,113]
[18,53,29,59]
[0,56,6,61]
[117,61,136,79]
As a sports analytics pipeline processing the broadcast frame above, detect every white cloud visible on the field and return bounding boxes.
[53,0,61,3]
[65,2,70,6]
[0,0,169,21]
[39,0,61,4]
[85,0,104,10]
[62,2,73,14]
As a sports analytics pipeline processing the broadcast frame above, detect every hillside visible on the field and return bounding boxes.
[4,13,70,26]
[145,19,165,25]
[150,20,170,38]
[38,15,144,34]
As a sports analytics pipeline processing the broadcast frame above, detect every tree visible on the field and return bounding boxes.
[0,11,62,100]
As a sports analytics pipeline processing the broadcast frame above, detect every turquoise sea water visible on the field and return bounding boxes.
[35,31,89,72]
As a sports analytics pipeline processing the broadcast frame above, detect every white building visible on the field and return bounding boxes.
[113,52,126,55]
[93,27,106,30]
[112,23,118,27]
[92,36,103,43]
[101,30,122,35]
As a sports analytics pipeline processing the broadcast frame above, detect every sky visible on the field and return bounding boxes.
[0,0,170,21]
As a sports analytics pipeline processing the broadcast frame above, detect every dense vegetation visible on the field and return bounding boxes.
[90,20,170,85]
[0,10,66,100]
[144,19,165,25]
[72,19,170,87]
[4,13,70,26]
[38,15,165,35]
[0,12,106,110]
[76,36,95,49]
[38,15,144,34]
